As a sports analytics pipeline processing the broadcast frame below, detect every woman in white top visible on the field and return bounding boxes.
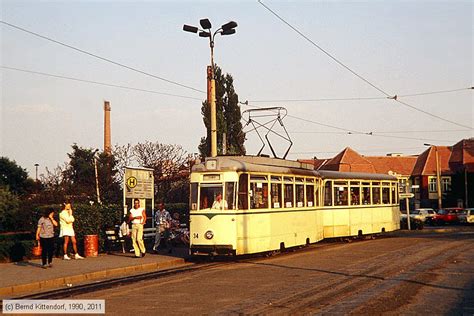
[59,201,83,260]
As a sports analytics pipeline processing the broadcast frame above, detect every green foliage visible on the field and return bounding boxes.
[0,157,33,195]
[199,65,246,157]
[0,186,21,232]
[0,232,35,262]
[165,203,189,224]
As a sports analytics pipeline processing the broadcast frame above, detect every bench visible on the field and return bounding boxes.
[105,226,126,253]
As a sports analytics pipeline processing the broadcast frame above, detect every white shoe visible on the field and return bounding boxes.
[63,254,71,260]
[74,254,84,260]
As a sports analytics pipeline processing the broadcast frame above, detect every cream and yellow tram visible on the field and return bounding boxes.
[189,156,400,256]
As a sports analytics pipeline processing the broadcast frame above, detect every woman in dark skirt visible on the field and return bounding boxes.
[36,208,58,268]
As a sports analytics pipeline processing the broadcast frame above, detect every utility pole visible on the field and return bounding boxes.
[94,157,101,204]
[434,146,442,210]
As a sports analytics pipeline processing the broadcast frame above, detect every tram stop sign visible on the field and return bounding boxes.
[124,167,154,199]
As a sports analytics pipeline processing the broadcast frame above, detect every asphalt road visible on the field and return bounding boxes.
[74,227,474,315]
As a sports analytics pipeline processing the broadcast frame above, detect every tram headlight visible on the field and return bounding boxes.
[205,230,214,240]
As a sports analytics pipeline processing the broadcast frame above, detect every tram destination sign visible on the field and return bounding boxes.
[124,167,154,199]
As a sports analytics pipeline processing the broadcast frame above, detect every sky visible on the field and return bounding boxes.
[0,0,472,177]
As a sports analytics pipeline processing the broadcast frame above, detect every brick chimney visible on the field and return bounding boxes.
[104,101,111,155]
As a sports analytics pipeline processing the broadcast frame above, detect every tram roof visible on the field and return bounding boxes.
[318,170,398,181]
[192,156,397,181]
[193,156,317,176]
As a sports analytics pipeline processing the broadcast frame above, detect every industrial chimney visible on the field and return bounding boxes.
[104,101,111,155]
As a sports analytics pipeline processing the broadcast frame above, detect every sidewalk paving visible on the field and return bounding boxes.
[0,247,191,298]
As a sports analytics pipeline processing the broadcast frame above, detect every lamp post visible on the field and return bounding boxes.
[424,143,442,210]
[34,163,39,182]
[183,19,237,157]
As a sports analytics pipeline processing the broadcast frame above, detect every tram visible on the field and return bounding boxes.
[189,156,400,256]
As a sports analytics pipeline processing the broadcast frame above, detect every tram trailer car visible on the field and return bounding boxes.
[189,156,400,256]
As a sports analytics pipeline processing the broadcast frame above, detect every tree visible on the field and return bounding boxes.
[62,144,97,201]
[198,65,246,157]
[0,157,34,195]
[0,186,20,231]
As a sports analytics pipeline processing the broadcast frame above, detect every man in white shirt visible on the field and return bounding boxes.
[211,193,228,210]
[128,199,147,258]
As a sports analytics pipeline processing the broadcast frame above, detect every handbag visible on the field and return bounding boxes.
[32,240,42,257]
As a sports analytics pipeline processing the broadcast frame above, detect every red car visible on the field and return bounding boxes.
[433,208,463,225]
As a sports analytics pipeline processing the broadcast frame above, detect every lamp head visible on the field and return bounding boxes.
[221,28,236,36]
[221,21,237,31]
[183,24,198,33]
[200,18,212,29]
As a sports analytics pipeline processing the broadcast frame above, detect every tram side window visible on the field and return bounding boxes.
[324,181,332,206]
[250,182,268,209]
[238,173,249,210]
[271,182,282,208]
[372,182,381,204]
[350,187,360,205]
[391,184,397,204]
[382,184,390,204]
[296,184,304,207]
[334,184,348,206]
[200,186,222,210]
[284,183,293,208]
[306,184,314,207]
[226,182,236,210]
[362,183,371,205]
[315,183,320,206]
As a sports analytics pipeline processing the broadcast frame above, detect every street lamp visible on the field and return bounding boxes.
[34,163,39,182]
[183,18,238,157]
[424,143,442,210]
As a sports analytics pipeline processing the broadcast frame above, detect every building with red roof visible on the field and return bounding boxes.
[298,138,474,209]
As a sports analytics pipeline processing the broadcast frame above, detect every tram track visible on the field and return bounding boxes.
[242,238,469,314]
[7,233,394,302]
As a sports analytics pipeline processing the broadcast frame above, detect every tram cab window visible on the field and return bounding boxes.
[306,184,314,207]
[324,181,332,206]
[190,183,198,210]
[362,183,371,204]
[225,182,236,210]
[334,182,348,206]
[372,182,381,204]
[199,185,223,210]
[250,182,268,209]
[271,182,282,208]
[238,173,249,210]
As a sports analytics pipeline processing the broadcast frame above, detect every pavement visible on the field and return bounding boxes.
[0,247,191,299]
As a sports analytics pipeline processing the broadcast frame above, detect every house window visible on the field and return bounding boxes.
[441,177,451,192]
[428,177,437,193]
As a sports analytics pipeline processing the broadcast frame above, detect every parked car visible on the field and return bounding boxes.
[458,208,474,224]
[433,208,463,225]
[400,208,436,224]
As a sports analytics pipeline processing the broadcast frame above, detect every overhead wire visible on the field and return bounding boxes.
[240,101,457,143]
[0,20,206,94]
[248,87,473,103]
[1,66,203,101]
[257,1,473,130]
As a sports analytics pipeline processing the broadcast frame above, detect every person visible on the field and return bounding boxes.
[36,208,58,268]
[153,202,171,253]
[211,192,228,210]
[59,201,84,260]
[129,198,147,258]
[170,212,189,246]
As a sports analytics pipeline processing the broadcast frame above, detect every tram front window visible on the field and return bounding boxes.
[199,184,234,210]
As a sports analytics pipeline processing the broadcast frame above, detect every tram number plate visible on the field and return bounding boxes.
[193,233,199,239]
